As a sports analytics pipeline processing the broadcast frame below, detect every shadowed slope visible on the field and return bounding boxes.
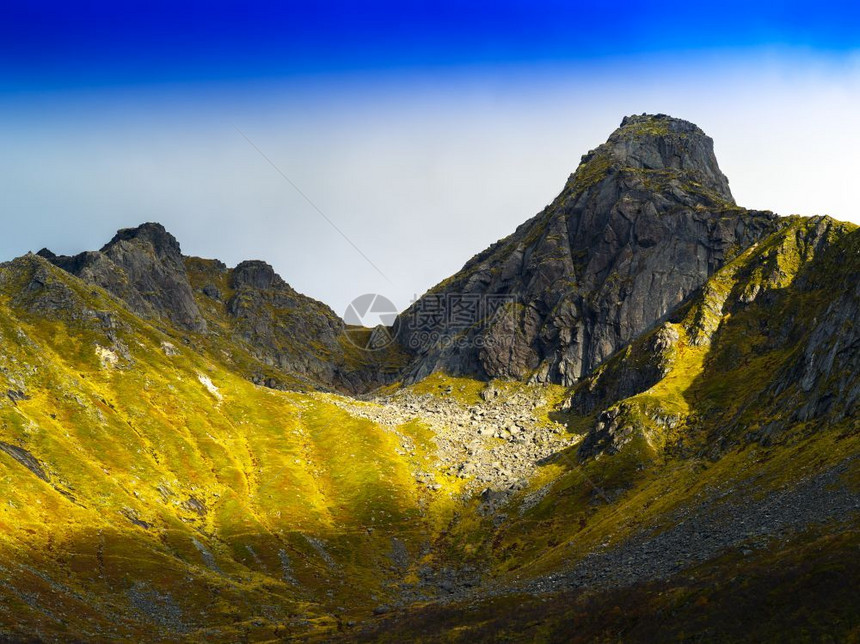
[0,256,457,640]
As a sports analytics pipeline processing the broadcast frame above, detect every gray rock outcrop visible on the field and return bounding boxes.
[39,222,206,332]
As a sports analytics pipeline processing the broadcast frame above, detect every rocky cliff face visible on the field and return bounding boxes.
[569,214,859,460]
[38,223,207,332]
[770,223,860,426]
[399,114,782,385]
[187,257,350,389]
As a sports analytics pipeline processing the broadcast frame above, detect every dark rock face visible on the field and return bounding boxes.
[778,227,860,424]
[567,215,859,460]
[0,441,49,482]
[399,114,781,385]
[609,114,733,200]
[567,322,680,416]
[223,260,345,385]
[1,255,119,340]
[791,287,860,423]
[39,223,206,332]
[184,255,402,392]
[231,260,284,291]
[576,403,636,458]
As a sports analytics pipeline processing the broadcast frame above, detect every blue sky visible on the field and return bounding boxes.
[1,1,859,313]
[3,1,859,88]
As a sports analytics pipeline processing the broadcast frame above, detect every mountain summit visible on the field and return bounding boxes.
[601,113,733,200]
[39,222,207,332]
[400,114,777,385]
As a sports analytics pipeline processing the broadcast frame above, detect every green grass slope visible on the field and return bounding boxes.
[0,256,460,641]
[0,213,857,642]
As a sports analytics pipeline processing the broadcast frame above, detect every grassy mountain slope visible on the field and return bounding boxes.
[0,256,463,641]
[0,211,856,642]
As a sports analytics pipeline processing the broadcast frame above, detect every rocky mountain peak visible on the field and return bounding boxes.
[101,222,182,258]
[399,114,777,385]
[39,222,206,333]
[231,260,285,290]
[573,113,734,203]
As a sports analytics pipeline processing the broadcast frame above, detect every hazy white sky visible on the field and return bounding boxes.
[1,50,859,314]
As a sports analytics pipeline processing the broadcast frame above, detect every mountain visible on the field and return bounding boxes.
[400,114,780,384]
[38,223,405,393]
[39,222,207,332]
[0,115,857,642]
[571,213,858,458]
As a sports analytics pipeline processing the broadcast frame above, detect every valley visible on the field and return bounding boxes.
[0,114,857,642]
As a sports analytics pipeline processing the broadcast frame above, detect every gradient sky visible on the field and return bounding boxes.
[2,1,859,315]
